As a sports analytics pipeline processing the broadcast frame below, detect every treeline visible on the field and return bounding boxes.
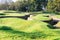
[47,0,60,12]
[0,0,60,12]
[0,0,48,12]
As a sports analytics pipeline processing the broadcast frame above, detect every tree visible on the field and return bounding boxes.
[0,0,13,10]
[0,0,48,12]
[13,0,48,12]
[47,0,60,12]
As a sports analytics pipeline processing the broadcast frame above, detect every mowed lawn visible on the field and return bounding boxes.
[0,10,60,40]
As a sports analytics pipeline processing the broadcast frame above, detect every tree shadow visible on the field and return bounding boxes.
[54,38,60,40]
[47,24,56,29]
[43,15,49,17]
[0,13,6,15]
[0,14,30,20]
[0,26,47,39]
[0,26,13,30]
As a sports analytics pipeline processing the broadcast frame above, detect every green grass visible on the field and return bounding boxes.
[0,10,60,40]
[34,14,50,21]
[0,10,29,16]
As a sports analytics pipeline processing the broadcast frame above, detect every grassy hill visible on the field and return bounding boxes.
[0,10,60,40]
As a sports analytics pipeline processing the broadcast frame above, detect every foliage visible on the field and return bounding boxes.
[47,0,60,12]
[0,0,48,12]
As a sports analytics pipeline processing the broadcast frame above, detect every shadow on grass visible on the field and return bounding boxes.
[54,38,60,40]
[0,26,12,30]
[47,24,56,29]
[0,26,47,39]
[0,14,30,20]
[0,13,6,15]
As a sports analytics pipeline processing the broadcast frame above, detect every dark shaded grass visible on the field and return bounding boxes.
[54,38,60,40]
[0,13,5,15]
[0,26,48,39]
[0,15,30,20]
[0,26,12,30]
[47,24,56,29]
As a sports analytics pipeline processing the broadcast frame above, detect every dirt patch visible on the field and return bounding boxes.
[54,22,60,29]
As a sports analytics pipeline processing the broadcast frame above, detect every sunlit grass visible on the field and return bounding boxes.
[34,14,51,21]
[0,10,60,40]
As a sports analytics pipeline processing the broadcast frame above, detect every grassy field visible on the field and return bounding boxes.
[0,10,60,40]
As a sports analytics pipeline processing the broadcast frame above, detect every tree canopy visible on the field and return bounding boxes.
[0,0,60,12]
[47,0,60,12]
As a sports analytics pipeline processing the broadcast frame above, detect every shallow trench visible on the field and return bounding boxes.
[0,15,31,20]
[42,19,59,29]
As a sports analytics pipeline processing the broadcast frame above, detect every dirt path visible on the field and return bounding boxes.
[49,14,60,21]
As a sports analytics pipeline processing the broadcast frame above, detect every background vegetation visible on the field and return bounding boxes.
[0,0,60,40]
[0,0,48,12]
[0,10,59,40]
[0,0,60,12]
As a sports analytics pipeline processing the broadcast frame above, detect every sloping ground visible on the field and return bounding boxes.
[33,14,51,21]
[0,18,60,40]
[0,18,49,40]
[0,11,60,40]
[0,18,49,32]
[0,10,29,16]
